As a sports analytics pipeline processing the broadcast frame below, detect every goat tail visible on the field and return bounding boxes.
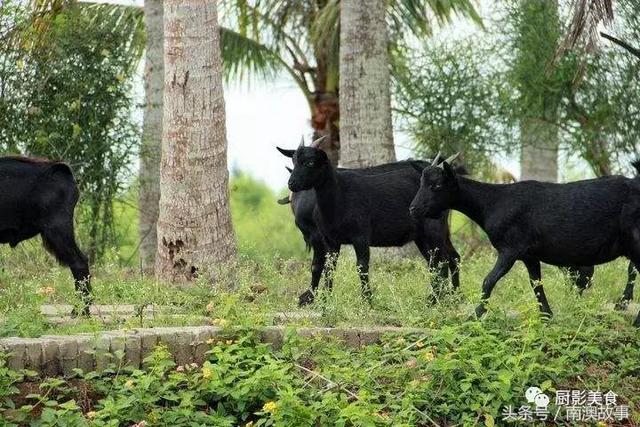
[632,159,640,176]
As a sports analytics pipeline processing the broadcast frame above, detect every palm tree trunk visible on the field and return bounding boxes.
[139,0,163,272]
[517,0,560,182]
[310,91,340,167]
[338,0,395,168]
[156,0,236,283]
[520,118,559,182]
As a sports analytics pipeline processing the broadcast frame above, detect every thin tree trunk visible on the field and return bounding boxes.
[520,118,559,181]
[156,0,236,283]
[339,0,395,168]
[139,0,163,272]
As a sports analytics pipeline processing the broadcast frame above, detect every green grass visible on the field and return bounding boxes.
[0,172,639,424]
[0,172,637,336]
[0,239,637,336]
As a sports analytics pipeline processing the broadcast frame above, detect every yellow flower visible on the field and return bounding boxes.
[262,401,278,414]
[420,350,435,362]
[206,338,216,345]
[428,321,436,328]
[225,340,234,345]
[415,340,425,348]
[86,411,97,418]
[206,302,215,312]
[202,366,214,379]
[245,422,254,427]
[124,379,134,388]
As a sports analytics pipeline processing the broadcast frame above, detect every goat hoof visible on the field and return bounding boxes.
[614,300,630,311]
[298,290,315,307]
[70,307,91,318]
[474,305,487,319]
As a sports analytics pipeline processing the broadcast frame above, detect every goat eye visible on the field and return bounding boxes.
[305,161,315,167]
[430,184,443,191]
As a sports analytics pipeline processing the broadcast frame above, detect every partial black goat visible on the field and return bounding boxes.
[566,160,640,307]
[277,141,460,305]
[409,158,640,324]
[0,157,91,314]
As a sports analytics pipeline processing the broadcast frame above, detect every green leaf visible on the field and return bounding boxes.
[485,413,495,427]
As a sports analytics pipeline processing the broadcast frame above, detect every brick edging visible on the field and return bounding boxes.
[0,326,428,377]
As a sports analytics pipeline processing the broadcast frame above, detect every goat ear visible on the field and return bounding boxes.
[316,148,329,163]
[410,161,425,174]
[443,161,457,181]
[276,147,295,158]
[285,166,292,174]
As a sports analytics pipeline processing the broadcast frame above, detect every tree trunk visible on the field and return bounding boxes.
[517,0,560,182]
[520,118,559,181]
[339,0,395,168]
[156,0,236,283]
[139,0,163,272]
[310,91,340,167]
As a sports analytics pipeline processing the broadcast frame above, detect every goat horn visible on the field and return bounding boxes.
[311,135,328,146]
[285,166,292,174]
[299,135,305,148]
[431,152,442,166]
[443,152,460,164]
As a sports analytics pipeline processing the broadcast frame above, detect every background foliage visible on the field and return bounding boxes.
[0,1,143,260]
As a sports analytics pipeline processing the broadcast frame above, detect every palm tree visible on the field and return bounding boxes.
[156,0,236,283]
[219,0,481,165]
[516,0,562,182]
[339,0,395,167]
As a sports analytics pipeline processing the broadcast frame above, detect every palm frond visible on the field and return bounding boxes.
[559,0,613,54]
[77,2,145,72]
[8,0,145,72]
[388,0,483,38]
[220,27,284,82]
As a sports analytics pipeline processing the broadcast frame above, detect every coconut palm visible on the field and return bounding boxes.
[218,0,481,164]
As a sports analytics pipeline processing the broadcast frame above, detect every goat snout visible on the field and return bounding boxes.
[288,179,301,192]
[409,204,420,219]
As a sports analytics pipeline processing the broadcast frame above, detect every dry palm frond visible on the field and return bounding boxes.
[558,0,613,56]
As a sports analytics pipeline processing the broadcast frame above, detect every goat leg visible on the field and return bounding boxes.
[475,253,516,318]
[524,259,553,318]
[615,262,636,310]
[298,242,326,307]
[353,241,372,304]
[323,247,340,292]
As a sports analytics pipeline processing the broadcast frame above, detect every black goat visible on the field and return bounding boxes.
[277,143,460,305]
[0,157,91,314]
[409,159,640,323]
[567,160,640,306]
